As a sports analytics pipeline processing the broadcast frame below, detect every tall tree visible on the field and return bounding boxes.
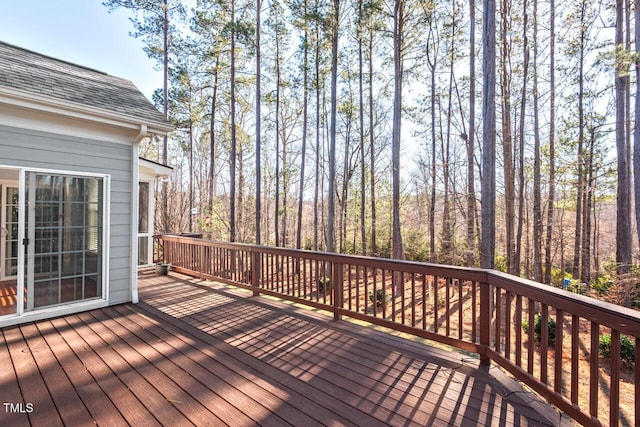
[515,0,529,275]
[103,0,184,232]
[634,0,640,254]
[531,0,542,282]
[466,0,477,267]
[572,0,586,279]
[499,0,516,274]
[544,0,556,284]
[615,0,632,274]
[229,0,238,242]
[357,0,367,255]
[481,0,497,269]
[295,0,310,251]
[391,0,405,269]
[327,0,339,253]
[256,0,263,245]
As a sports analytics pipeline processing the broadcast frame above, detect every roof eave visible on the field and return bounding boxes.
[0,86,174,135]
[139,157,173,177]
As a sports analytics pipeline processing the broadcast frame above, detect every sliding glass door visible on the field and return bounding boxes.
[25,172,104,311]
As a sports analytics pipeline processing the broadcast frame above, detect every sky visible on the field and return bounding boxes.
[0,0,163,100]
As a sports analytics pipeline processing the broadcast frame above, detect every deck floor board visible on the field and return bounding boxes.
[0,271,568,426]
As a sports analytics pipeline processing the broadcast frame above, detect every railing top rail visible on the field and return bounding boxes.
[490,270,640,336]
[156,234,488,281]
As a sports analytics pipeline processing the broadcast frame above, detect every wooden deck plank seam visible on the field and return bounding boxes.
[94,306,315,427]
[140,275,558,426]
[145,276,556,425]
[133,300,392,427]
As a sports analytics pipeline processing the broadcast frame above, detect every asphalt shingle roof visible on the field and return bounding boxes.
[0,41,168,126]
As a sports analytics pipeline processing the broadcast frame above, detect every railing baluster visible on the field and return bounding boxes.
[527,298,535,374]
[422,275,427,332]
[445,278,451,337]
[540,304,549,385]
[505,291,512,361]
[458,279,463,341]
[471,281,477,343]
[515,295,522,367]
[495,288,502,353]
[636,337,640,426]
[411,274,416,328]
[434,276,439,333]
[610,330,620,426]
[554,309,563,393]
[590,321,599,418]
[571,315,579,405]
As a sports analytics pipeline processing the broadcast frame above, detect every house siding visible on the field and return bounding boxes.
[0,124,133,305]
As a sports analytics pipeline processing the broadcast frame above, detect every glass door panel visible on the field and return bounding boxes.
[1,186,19,279]
[25,172,103,311]
[0,183,19,316]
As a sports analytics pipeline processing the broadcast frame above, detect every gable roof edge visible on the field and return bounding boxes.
[0,84,173,135]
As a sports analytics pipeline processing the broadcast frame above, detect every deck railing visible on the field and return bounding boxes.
[154,234,640,426]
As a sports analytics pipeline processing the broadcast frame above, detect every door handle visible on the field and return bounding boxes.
[1,227,6,238]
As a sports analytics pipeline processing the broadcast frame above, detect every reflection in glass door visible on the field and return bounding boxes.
[25,172,104,311]
[0,184,19,316]
[3,186,19,279]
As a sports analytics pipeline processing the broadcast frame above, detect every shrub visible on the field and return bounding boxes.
[522,314,556,346]
[599,333,635,365]
[317,276,332,293]
[551,269,571,288]
[369,289,390,308]
[590,275,613,295]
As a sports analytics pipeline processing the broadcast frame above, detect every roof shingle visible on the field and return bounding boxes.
[0,41,168,126]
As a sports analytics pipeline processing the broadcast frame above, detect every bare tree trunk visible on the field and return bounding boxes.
[358,0,367,255]
[481,0,497,270]
[500,0,516,274]
[392,0,406,296]
[426,23,437,262]
[515,0,529,275]
[327,0,339,253]
[313,2,321,251]
[255,0,262,245]
[581,129,595,287]
[296,0,309,251]
[616,0,632,274]
[161,0,169,232]
[274,13,282,247]
[544,0,556,284]
[466,0,477,267]
[573,0,586,279]
[229,0,237,243]
[441,14,457,263]
[634,0,640,255]
[369,29,377,256]
[532,0,543,283]
[209,55,220,211]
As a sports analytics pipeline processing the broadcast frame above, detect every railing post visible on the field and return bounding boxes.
[333,263,344,321]
[479,277,491,365]
[251,251,261,297]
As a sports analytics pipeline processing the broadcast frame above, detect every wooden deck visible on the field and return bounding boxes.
[0,271,571,426]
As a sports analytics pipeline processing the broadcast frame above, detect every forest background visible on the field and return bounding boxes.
[105,0,640,307]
